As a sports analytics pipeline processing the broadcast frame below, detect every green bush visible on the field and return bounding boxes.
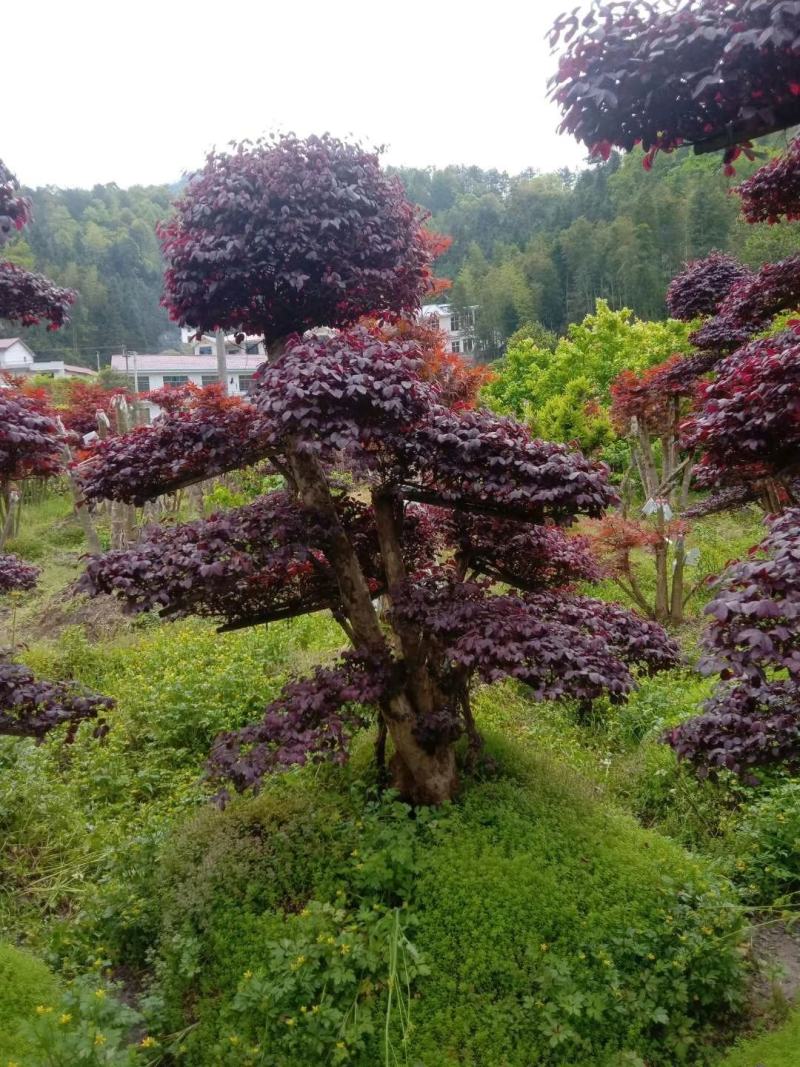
[726,781,800,907]
[20,976,147,1066]
[151,771,435,1065]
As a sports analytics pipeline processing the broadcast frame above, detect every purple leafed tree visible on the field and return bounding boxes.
[78,134,677,804]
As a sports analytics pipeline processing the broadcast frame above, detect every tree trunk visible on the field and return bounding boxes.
[286,442,458,803]
[653,532,670,624]
[669,536,685,626]
[54,419,102,556]
[0,489,20,552]
[384,714,458,806]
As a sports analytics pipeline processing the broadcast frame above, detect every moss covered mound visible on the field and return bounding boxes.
[0,942,59,1061]
[152,734,745,1066]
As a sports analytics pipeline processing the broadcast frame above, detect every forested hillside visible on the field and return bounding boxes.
[2,183,179,365]
[3,137,799,368]
[393,137,800,353]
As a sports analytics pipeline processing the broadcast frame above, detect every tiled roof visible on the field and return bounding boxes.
[110,353,264,373]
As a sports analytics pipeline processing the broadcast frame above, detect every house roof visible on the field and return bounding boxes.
[0,337,21,350]
[31,361,96,376]
[110,353,264,374]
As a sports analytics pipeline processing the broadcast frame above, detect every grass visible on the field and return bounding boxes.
[719,1009,800,1067]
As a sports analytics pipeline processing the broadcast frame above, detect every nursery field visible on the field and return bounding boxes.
[1,486,798,1066]
[5,7,800,1060]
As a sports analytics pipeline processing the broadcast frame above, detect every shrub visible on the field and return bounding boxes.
[727,780,800,907]
[20,976,146,1066]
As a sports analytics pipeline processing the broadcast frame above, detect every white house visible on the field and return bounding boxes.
[0,338,96,379]
[417,304,479,358]
[110,351,266,419]
[0,337,35,373]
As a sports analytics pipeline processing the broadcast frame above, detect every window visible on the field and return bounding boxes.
[450,313,460,332]
[198,345,213,355]
[201,374,219,388]
[464,338,474,353]
[245,342,261,356]
[128,375,150,393]
[451,340,461,354]
[238,374,257,395]
[162,374,190,388]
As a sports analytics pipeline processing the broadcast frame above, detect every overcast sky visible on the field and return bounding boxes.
[7,0,589,190]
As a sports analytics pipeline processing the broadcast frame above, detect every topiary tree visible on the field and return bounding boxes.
[0,553,39,594]
[76,134,678,804]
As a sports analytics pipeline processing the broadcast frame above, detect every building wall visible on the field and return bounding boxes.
[0,341,34,371]
[128,371,257,400]
[420,305,479,359]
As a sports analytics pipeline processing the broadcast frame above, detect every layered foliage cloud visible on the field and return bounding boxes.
[0,661,112,741]
[549,0,800,168]
[159,134,437,342]
[0,390,63,485]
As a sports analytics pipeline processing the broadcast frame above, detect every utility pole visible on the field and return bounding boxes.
[215,329,229,396]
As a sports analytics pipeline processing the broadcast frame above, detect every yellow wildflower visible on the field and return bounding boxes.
[140,1037,158,1048]
[94,988,106,1000]
[35,1005,53,1015]
[94,1034,107,1047]
[59,1013,72,1025]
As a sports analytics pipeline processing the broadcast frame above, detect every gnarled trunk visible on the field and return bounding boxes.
[285,440,459,803]
[384,712,458,805]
